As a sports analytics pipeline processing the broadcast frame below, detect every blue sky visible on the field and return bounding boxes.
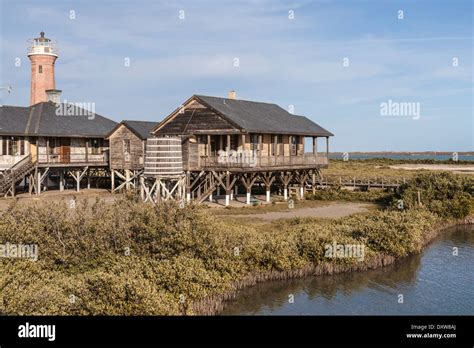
[0,0,472,151]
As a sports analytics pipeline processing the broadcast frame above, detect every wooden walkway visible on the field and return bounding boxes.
[313,175,407,190]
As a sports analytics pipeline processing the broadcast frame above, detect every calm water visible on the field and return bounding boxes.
[222,226,474,315]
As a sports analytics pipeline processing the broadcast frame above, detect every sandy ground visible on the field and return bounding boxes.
[0,190,372,221]
[220,202,371,221]
[0,189,116,211]
[389,164,474,174]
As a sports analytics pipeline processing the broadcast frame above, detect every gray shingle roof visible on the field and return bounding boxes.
[122,120,158,139]
[195,95,333,136]
[0,102,117,137]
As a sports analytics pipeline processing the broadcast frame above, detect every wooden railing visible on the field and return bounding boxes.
[37,151,109,165]
[0,154,35,196]
[197,153,328,169]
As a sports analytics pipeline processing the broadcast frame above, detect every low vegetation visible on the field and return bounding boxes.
[307,187,393,204]
[324,158,472,180]
[0,172,472,315]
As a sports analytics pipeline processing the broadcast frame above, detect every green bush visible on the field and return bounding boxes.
[393,172,474,218]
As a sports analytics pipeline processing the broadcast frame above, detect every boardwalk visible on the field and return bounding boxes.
[314,175,407,190]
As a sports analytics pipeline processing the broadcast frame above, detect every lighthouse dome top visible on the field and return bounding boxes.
[27,31,58,57]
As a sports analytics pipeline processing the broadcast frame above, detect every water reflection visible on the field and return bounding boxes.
[222,226,474,315]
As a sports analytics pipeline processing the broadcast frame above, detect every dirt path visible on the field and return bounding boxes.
[223,202,372,221]
[0,189,116,211]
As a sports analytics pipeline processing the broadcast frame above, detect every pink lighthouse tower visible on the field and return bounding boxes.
[27,32,59,105]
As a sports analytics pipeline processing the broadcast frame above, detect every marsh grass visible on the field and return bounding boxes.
[0,172,472,315]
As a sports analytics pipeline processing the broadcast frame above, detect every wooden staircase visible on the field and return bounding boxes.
[190,173,218,203]
[0,155,36,197]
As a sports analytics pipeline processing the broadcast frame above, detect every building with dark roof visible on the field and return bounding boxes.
[152,93,333,170]
[145,92,334,205]
[105,120,155,168]
[0,101,117,170]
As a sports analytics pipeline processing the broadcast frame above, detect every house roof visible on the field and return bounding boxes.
[154,95,334,137]
[196,95,334,136]
[0,101,117,138]
[107,120,158,140]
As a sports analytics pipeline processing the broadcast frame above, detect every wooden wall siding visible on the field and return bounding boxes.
[283,135,289,156]
[109,125,144,170]
[185,142,199,169]
[155,109,238,135]
[36,137,108,164]
[298,136,304,155]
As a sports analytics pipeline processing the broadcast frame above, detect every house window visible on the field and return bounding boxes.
[6,137,25,156]
[47,138,59,155]
[250,134,261,151]
[123,139,131,155]
[230,135,238,151]
[290,136,299,156]
[0,137,5,155]
[270,135,278,156]
[278,135,283,155]
[38,65,43,74]
[90,138,103,155]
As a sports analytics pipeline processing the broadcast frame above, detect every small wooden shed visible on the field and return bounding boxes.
[106,120,157,192]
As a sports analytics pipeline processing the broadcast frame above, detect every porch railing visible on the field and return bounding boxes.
[37,151,109,165]
[197,153,328,169]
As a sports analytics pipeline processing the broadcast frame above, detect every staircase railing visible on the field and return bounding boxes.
[0,154,36,196]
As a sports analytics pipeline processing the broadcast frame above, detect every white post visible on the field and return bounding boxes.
[225,193,230,206]
[300,186,304,199]
[140,176,145,201]
[59,170,64,191]
[266,190,270,202]
[187,192,191,202]
[246,191,251,205]
[230,191,234,200]
[87,170,91,189]
[284,187,288,201]
[209,193,213,202]
[111,170,115,193]
[125,170,130,191]
[76,170,80,192]
[37,170,41,196]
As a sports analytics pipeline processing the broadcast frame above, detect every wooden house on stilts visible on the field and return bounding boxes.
[139,92,334,205]
[0,102,117,196]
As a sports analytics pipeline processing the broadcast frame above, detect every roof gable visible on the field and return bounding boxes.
[152,95,334,137]
[152,97,242,135]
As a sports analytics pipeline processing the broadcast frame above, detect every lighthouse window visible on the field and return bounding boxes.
[38,65,43,73]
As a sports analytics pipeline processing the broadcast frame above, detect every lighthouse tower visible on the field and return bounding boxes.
[27,32,59,105]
